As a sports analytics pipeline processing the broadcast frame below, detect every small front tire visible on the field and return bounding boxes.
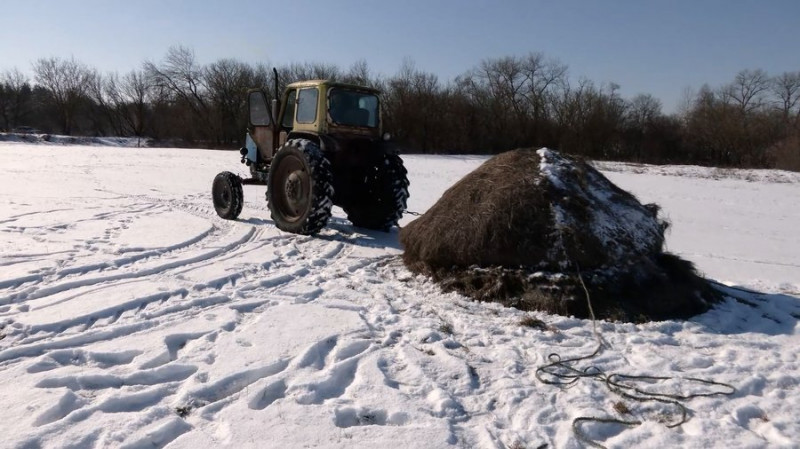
[212,171,244,219]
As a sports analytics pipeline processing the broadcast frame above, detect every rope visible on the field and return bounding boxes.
[535,263,736,448]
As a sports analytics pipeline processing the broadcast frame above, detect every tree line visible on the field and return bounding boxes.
[1,46,798,170]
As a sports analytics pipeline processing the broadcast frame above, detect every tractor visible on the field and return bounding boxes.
[211,70,410,235]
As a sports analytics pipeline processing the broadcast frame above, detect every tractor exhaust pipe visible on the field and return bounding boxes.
[273,67,279,102]
[271,67,280,150]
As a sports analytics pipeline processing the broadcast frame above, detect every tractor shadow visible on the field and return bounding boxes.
[241,217,273,226]
[320,217,403,251]
[239,214,403,251]
[693,282,800,336]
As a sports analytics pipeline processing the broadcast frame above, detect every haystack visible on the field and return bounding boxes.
[400,148,718,322]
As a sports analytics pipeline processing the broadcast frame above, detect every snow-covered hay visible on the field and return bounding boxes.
[400,148,718,321]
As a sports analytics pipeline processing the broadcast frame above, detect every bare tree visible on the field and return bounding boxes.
[553,78,596,132]
[626,93,663,128]
[343,59,372,86]
[96,70,157,138]
[725,69,771,115]
[251,63,273,93]
[477,56,529,121]
[144,46,245,143]
[0,68,33,131]
[120,69,160,138]
[144,46,213,140]
[144,46,207,108]
[32,57,94,135]
[521,52,568,122]
[271,61,343,95]
[772,71,800,124]
[381,59,451,152]
[205,58,260,143]
[86,70,122,136]
[286,61,342,83]
[0,82,7,131]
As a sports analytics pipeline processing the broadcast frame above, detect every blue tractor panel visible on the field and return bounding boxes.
[244,134,258,164]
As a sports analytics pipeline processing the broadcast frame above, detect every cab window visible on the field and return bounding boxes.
[296,88,319,124]
[329,89,379,127]
[248,91,271,126]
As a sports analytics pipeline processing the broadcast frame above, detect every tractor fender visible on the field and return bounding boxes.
[286,132,322,149]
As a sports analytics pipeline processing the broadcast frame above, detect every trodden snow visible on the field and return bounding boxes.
[0,142,798,449]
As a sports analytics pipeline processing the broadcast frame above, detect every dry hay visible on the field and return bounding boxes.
[400,148,719,322]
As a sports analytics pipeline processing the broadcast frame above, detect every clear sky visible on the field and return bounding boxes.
[1,0,798,113]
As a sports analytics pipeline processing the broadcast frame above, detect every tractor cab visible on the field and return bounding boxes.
[243,80,383,177]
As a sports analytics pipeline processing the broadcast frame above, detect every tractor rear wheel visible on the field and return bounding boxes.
[344,153,409,231]
[212,171,244,219]
[267,139,333,235]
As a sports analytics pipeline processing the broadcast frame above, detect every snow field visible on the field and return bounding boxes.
[0,143,799,448]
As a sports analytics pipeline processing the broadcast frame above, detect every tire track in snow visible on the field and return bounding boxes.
[3,205,307,360]
[0,203,188,292]
[145,237,379,424]
[1,223,280,357]
[4,204,402,446]
[0,190,269,299]
[0,207,79,225]
[1,226,258,306]
[2,227,356,368]
[0,322,160,364]
[54,223,216,277]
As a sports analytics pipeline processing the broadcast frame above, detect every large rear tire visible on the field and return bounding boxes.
[267,139,333,235]
[344,153,409,231]
[212,171,244,219]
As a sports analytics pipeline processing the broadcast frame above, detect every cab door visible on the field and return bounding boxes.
[278,88,297,147]
[247,90,275,163]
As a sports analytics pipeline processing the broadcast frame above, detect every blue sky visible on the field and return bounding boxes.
[1,0,798,113]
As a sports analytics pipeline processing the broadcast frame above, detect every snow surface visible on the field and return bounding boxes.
[1,142,799,448]
[0,133,152,147]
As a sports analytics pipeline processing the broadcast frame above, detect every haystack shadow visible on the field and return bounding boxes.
[696,283,800,336]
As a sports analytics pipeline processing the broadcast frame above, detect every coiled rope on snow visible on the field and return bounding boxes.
[535,263,736,448]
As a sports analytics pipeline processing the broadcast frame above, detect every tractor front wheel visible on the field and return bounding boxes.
[212,171,244,219]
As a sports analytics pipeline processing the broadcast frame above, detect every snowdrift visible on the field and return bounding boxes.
[400,148,718,321]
